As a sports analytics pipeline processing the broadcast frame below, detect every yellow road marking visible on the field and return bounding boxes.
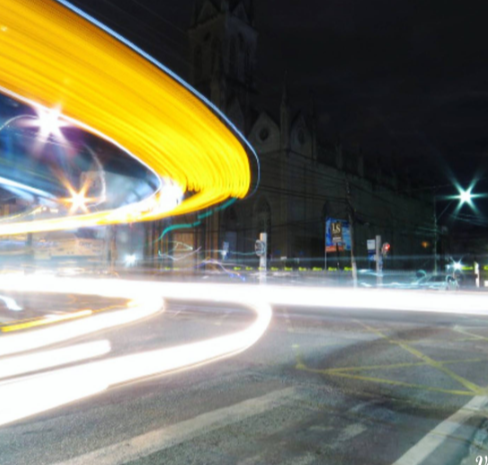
[323,372,476,396]
[0,303,125,333]
[294,350,476,397]
[291,325,488,397]
[1,309,92,332]
[356,321,482,394]
[453,326,488,342]
[325,357,488,374]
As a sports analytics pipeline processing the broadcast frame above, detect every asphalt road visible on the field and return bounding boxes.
[1,290,488,465]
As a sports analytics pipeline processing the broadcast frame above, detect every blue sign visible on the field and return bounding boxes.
[325,218,351,251]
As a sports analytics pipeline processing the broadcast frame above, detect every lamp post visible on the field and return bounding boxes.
[433,186,477,274]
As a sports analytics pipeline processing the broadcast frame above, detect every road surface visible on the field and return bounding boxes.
[1,287,488,465]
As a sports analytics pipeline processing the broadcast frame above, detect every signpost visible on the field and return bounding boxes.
[255,232,267,283]
[222,241,229,260]
[375,235,382,287]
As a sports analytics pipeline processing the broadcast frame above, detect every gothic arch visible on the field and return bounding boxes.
[238,33,245,52]
[211,37,221,73]
[244,47,251,85]
[194,46,203,81]
[221,205,238,231]
[229,37,237,75]
[253,197,271,235]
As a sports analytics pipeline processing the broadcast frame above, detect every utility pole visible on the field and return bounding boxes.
[433,192,438,275]
[346,181,358,287]
[256,232,267,284]
[376,234,382,287]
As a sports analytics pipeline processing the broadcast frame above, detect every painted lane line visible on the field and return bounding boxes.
[53,387,298,465]
[392,395,488,465]
[0,301,162,357]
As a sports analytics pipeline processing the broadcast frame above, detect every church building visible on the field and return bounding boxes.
[144,0,434,271]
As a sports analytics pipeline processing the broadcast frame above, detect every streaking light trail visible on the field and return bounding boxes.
[0,0,256,237]
[0,340,111,380]
[2,276,488,427]
[0,275,272,426]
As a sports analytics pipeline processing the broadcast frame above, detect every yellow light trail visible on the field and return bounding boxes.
[0,0,253,236]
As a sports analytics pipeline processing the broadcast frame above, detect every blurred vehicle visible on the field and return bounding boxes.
[0,235,28,256]
[414,274,459,291]
[196,260,245,282]
[34,230,103,260]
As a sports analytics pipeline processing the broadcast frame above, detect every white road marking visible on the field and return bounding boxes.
[339,423,367,442]
[54,387,298,465]
[392,395,488,465]
[280,453,317,465]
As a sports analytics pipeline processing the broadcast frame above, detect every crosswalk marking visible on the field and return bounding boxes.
[392,395,488,465]
[54,387,298,465]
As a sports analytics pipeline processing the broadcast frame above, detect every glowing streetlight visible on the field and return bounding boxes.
[67,191,90,213]
[458,188,473,205]
[125,254,137,267]
[61,185,97,214]
[31,107,68,139]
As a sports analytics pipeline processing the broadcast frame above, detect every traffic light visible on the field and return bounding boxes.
[381,242,391,256]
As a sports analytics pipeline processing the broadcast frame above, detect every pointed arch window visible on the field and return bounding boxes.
[211,38,221,73]
[244,47,252,85]
[255,198,271,234]
[229,37,237,75]
[238,33,245,51]
[195,46,203,81]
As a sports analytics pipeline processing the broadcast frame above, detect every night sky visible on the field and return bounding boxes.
[68,0,488,222]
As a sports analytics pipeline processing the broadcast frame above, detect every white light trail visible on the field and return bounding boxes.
[1,275,487,427]
[0,275,272,426]
[0,295,22,311]
[0,369,108,427]
[0,340,110,379]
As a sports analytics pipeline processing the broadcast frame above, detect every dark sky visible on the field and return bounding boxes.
[68,0,488,212]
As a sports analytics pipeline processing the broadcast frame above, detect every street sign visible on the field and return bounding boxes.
[331,221,343,244]
[255,240,265,257]
[367,239,376,261]
[222,241,229,259]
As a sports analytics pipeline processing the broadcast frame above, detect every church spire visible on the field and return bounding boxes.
[280,71,290,151]
[310,94,318,162]
[247,0,255,23]
[281,70,289,107]
[220,0,229,12]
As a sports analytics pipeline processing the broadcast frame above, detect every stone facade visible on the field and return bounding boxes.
[146,0,434,271]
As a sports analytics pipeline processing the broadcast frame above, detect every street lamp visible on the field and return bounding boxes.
[61,184,97,214]
[433,182,483,274]
[458,189,472,205]
[0,107,68,141]
[30,107,67,140]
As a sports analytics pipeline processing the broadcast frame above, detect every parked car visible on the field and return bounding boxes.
[415,274,459,291]
[196,260,246,282]
[34,230,103,259]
